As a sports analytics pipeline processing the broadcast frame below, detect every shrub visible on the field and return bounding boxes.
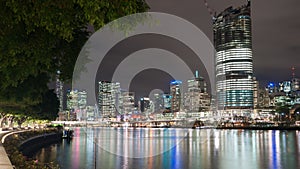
[3,128,60,169]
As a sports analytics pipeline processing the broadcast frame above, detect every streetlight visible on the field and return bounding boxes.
[94,137,97,169]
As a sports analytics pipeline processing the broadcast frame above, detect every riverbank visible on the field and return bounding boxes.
[2,128,61,168]
[19,132,62,157]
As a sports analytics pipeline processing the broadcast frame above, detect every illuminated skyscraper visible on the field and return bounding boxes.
[66,89,87,120]
[55,70,64,112]
[98,81,121,118]
[139,97,151,113]
[214,1,253,110]
[184,74,210,112]
[292,78,300,92]
[153,93,164,113]
[163,94,172,111]
[253,77,258,109]
[291,78,300,99]
[170,80,182,112]
[121,92,135,115]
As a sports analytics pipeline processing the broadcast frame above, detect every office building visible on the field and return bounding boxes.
[184,73,210,112]
[214,1,253,110]
[121,92,135,115]
[66,89,87,120]
[170,80,182,112]
[163,94,172,112]
[98,81,121,118]
[55,70,64,112]
[153,93,164,113]
[139,97,151,113]
[292,78,300,92]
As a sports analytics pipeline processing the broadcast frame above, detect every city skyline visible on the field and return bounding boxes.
[147,0,300,85]
[1,1,299,168]
[94,0,300,101]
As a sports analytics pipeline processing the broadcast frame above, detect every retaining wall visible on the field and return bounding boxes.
[19,132,62,157]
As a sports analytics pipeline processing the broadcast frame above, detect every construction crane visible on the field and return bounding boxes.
[203,0,251,20]
[203,0,216,20]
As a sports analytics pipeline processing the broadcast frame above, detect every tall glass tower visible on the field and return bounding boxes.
[170,80,182,112]
[213,1,253,110]
[98,81,121,118]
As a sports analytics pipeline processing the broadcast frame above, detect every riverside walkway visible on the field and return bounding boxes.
[0,131,14,169]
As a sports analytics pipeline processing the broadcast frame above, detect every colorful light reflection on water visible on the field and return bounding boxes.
[34,128,300,169]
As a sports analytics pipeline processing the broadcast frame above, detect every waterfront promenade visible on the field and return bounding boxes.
[0,131,13,169]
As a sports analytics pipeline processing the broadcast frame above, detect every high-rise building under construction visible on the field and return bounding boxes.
[213,1,253,110]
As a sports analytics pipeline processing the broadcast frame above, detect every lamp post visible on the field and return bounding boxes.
[94,137,97,169]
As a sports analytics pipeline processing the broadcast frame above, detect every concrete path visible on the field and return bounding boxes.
[0,131,14,169]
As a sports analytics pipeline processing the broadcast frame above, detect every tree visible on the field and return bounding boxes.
[0,0,149,85]
[34,89,60,120]
[0,0,149,118]
[0,73,49,113]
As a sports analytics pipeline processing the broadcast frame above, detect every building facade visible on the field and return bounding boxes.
[121,92,135,115]
[170,80,182,112]
[292,78,300,92]
[184,76,210,112]
[153,93,164,113]
[253,77,259,109]
[98,81,121,118]
[139,97,151,113]
[66,89,87,120]
[163,94,172,112]
[55,70,64,112]
[214,1,254,110]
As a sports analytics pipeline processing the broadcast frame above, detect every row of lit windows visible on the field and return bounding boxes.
[217,79,253,87]
[217,83,253,88]
[217,63,253,69]
[217,83,252,87]
[217,87,253,91]
[217,80,253,90]
[217,91,253,105]
[217,48,252,54]
[217,82,253,87]
[216,63,253,72]
[216,50,252,62]
[216,58,252,65]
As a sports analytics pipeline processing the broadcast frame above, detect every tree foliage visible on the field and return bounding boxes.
[34,89,60,120]
[0,0,149,85]
[0,0,149,118]
[0,73,49,112]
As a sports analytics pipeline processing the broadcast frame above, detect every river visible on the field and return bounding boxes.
[34,127,300,169]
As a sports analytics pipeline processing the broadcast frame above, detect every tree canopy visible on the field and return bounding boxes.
[0,0,149,118]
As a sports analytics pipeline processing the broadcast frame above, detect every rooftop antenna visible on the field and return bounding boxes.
[203,0,216,20]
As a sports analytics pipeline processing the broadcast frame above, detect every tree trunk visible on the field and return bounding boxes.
[17,117,27,128]
[0,117,5,128]
[0,113,6,128]
[8,116,15,128]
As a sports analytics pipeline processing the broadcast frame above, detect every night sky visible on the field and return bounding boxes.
[147,0,300,85]
[93,0,300,101]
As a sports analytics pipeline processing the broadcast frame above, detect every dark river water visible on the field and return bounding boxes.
[34,127,300,169]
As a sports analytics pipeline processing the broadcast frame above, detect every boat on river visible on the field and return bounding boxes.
[62,127,74,139]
